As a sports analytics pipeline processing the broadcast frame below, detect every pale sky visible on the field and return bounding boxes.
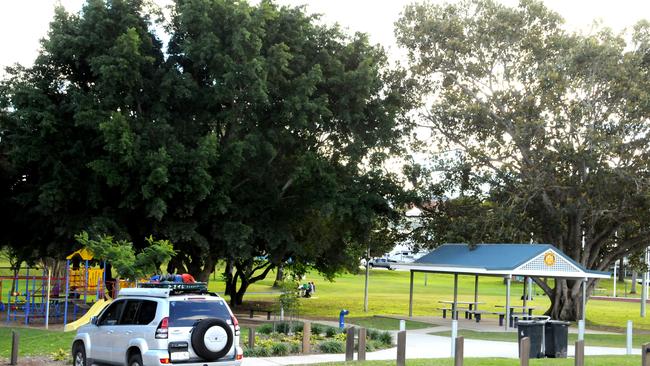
[1,0,649,71]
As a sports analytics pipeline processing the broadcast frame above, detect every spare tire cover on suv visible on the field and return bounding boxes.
[191,318,234,361]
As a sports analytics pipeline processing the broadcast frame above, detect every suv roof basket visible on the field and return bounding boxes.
[138,282,210,295]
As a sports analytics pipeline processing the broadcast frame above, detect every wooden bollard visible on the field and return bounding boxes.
[574,340,584,366]
[247,327,255,349]
[358,328,367,361]
[454,336,464,366]
[10,330,19,365]
[397,330,406,366]
[519,337,530,366]
[642,343,650,366]
[302,322,311,354]
[345,327,355,361]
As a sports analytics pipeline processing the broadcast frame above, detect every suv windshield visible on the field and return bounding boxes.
[169,300,231,327]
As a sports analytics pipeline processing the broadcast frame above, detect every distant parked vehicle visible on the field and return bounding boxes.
[368,258,396,270]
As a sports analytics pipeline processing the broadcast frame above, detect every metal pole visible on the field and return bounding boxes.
[643,250,648,318]
[64,259,70,327]
[24,269,30,325]
[613,262,617,298]
[578,319,585,341]
[626,320,633,355]
[453,273,459,320]
[45,268,51,330]
[505,276,511,331]
[408,270,414,318]
[451,319,458,357]
[363,248,369,313]
[528,277,533,302]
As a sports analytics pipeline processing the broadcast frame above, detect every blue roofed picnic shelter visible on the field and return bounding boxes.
[393,243,610,330]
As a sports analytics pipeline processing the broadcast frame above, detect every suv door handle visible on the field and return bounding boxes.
[125,330,133,335]
[106,330,114,334]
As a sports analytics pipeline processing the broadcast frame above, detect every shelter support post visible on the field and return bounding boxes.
[473,275,479,312]
[523,276,528,307]
[453,273,459,320]
[505,275,511,331]
[582,278,587,321]
[408,270,414,318]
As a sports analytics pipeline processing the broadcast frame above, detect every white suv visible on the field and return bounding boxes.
[72,283,243,366]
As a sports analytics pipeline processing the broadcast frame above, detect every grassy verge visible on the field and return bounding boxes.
[0,327,75,358]
[302,356,639,366]
[428,330,641,348]
[347,316,433,330]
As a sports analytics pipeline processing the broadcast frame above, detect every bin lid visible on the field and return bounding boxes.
[517,320,546,325]
[545,320,570,325]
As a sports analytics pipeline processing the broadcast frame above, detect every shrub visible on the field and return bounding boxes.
[367,329,381,341]
[334,332,347,342]
[290,342,301,354]
[365,340,376,352]
[325,326,340,338]
[244,346,271,357]
[311,323,325,335]
[257,323,273,335]
[368,339,386,352]
[378,331,393,345]
[271,343,290,356]
[292,322,304,333]
[318,340,344,354]
[51,348,69,362]
[273,321,302,334]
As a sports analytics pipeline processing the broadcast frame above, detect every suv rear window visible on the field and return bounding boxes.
[169,300,231,327]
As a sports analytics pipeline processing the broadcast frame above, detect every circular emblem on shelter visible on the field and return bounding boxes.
[544,252,556,266]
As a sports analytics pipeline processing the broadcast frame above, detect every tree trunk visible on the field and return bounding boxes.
[224,261,234,296]
[228,261,275,307]
[618,258,625,283]
[195,258,215,282]
[631,272,638,294]
[273,264,284,288]
[535,278,586,321]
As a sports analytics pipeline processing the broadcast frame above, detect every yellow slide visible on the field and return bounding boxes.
[63,298,111,332]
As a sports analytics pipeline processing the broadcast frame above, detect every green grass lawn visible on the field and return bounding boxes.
[428,330,646,348]
[0,327,74,358]
[208,268,650,332]
[346,316,432,330]
[303,357,640,366]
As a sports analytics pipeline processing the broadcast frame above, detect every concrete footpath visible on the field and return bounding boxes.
[242,327,640,365]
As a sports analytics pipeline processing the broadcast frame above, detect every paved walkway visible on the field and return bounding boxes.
[242,327,639,365]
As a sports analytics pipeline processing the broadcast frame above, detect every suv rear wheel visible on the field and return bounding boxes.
[191,318,234,361]
[72,342,86,366]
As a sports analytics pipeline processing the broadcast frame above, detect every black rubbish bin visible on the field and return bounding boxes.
[545,320,570,358]
[518,320,545,358]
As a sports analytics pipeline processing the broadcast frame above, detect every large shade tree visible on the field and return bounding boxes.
[396,0,650,320]
[166,0,413,305]
[1,0,413,305]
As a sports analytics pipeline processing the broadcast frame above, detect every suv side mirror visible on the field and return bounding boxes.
[90,316,98,326]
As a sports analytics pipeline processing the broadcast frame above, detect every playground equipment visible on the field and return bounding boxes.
[3,267,66,325]
[63,248,107,326]
[63,297,111,332]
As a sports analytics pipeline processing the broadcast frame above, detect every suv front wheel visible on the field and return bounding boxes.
[72,342,86,366]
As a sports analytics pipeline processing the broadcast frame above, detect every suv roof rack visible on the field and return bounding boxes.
[137,282,211,295]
